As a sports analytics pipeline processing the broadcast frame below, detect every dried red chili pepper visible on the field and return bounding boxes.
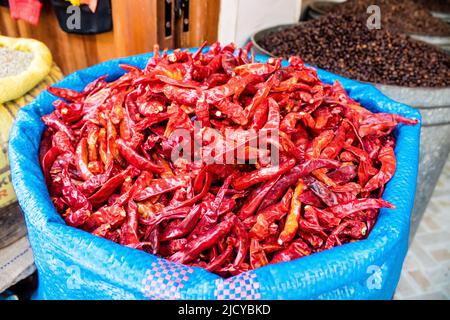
[363,146,396,192]
[114,171,153,206]
[89,166,140,207]
[116,138,164,173]
[159,205,203,241]
[169,216,237,264]
[305,205,340,229]
[278,179,305,245]
[134,176,189,201]
[303,175,338,207]
[324,220,368,250]
[206,242,234,272]
[327,164,357,184]
[120,200,140,245]
[249,188,293,240]
[232,158,296,190]
[60,166,92,212]
[48,86,84,102]
[298,190,324,207]
[53,100,83,124]
[329,198,395,219]
[75,138,94,181]
[188,174,236,240]
[249,238,269,269]
[238,178,279,219]
[42,113,75,141]
[41,146,60,185]
[79,162,113,196]
[271,239,311,264]
[159,238,188,256]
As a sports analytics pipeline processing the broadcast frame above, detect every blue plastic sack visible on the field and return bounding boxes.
[8,50,421,300]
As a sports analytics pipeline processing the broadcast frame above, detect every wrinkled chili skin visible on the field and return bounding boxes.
[258,159,339,210]
[116,138,165,173]
[160,205,203,241]
[232,158,296,190]
[41,42,417,277]
[363,146,396,192]
[249,189,293,240]
[239,178,279,219]
[278,179,305,245]
[89,167,140,207]
[169,216,237,264]
[271,239,311,264]
[134,176,189,201]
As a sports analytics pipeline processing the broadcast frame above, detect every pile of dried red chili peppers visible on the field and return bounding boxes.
[40,42,418,276]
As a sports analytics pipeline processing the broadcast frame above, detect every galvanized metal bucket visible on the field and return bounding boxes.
[374,85,450,238]
[251,24,296,57]
[409,33,450,53]
[431,11,450,24]
[305,1,341,21]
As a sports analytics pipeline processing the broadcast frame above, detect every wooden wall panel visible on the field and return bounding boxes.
[109,0,158,57]
[177,0,220,48]
[157,0,175,50]
[0,0,220,74]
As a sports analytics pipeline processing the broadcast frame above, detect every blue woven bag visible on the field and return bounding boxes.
[8,51,421,300]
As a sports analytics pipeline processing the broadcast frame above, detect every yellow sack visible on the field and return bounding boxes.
[0,36,53,104]
[0,107,16,209]
[0,64,63,247]
[0,64,63,207]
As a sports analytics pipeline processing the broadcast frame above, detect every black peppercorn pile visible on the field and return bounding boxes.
[258,14,450,87]
[330,0,450,36]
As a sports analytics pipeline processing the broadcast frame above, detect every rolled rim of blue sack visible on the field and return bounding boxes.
[8,49,422,300]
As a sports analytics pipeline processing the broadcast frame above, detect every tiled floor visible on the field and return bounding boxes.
[394,156,450,300]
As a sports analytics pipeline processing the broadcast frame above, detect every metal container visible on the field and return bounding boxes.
[251,24,296,57]
[251,28,450,240]
[304,7,322,21]
[431,11,450,24]
[409,33,450,53]
[308,1,341,18]
[374,85,450,239]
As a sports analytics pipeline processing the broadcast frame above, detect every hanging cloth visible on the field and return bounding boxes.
[66,0,98,13]
[8,0,42,25]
